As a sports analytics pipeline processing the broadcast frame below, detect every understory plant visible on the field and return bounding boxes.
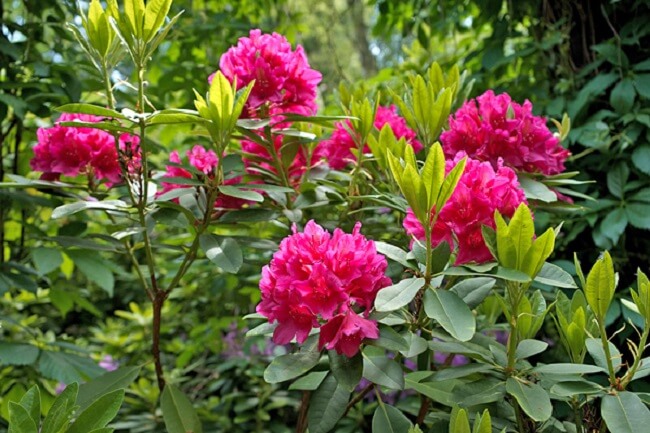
[1,0,649,433]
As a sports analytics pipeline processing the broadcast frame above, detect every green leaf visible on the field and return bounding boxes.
[431,363,494,381]
[307,373,350,433]
[436,156,466,211]
[585,251,616,320]
[374,242,415,269]
[288,371,328,391]
[18,386,41,426]
[550,380,604,397]
[37,350,104,384]
[423,289,475,341]
[55,103,128,120]
[218,185,264,202]
[505,377,552,422]
[362,353,404,390]
[626,202,650,229]
[161,384,203,433]
[534,262,577,288]
[328,351,362,392]
[607,163,628,199]
[515,339,548,359]
[429,241,451,275]
[405,375,457,406]
[631,145,650,176]
[533,363,606,374]
[421,143,445,209]
[31,247,63,275]
[610,78,636,113]
[521,228,555,278]
[8,402,38,433]
[374,277,424,312]
[600,207,628,244]
[372,404,413,433]
[398,332,428,358]
[263,351,321,383]
[199,235,243,273]
[77,366,141,412]
[66,250,115,296]
[145,109,206,126]
[51,200,129,219]
[586,338,623,372]
[42,383,78,433]
[449,277,495,308]
[601,392,650,433]
[372,326,409,352]
[66,389,124,433]
[0,342,39,366]
[518,175,557,202]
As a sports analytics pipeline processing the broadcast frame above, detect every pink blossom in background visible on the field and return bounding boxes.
[257,220,391,356]
[404,154,527,265]
[241,134,326,187]
[213,29,322,121]
[440,90,569,175]
[319,105,423,170]
[31,113,140,186]
[159,145,247,210]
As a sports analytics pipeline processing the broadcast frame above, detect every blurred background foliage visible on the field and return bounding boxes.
[1,0,649,431]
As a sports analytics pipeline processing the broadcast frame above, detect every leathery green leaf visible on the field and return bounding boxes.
[505,377,552,422]
[601,392,650,433]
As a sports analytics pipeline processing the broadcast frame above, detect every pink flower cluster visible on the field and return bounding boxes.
[257,220,391,357]
[214,29,322,120]
[31,113,140,186]
[319,105,423,170]
[441,90,569,175]
[404,154,527,265]
[160,145,246,210]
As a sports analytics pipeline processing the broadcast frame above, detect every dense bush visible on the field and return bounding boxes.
[1,1,649,433]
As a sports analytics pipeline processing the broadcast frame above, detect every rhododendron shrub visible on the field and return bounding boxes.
[319,104,423,170]
[441,90,570,175]
[241,134,326,186]
[31,113,140,186]
[404,154,527,264]
[213,29,321,120]
[256,220,390,356]
[160,145,247,209]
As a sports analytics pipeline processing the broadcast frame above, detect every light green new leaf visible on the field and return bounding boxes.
[436,156,466,211]
[372,405,413,433]
[585,251,616,319]
[161,385,203,433]
[601,392,650,433]
[505,377,552,422]
[143,0,171,42]
[521,228,555,278]
[508,204,535,270]
[494,211,516,269]
[449,407,471,433]
[421,143,445,208]
[123,0,145,38]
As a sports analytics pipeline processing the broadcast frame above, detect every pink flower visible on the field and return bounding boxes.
[404,154,527,265]
[441,90,570,175]
[319,309,379,357]
[213,29,322,121]
[159,145,247,209]
[319,105,423,170]
[30,113,140,186]
[257,220,390,355]
[241,134,326,187]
